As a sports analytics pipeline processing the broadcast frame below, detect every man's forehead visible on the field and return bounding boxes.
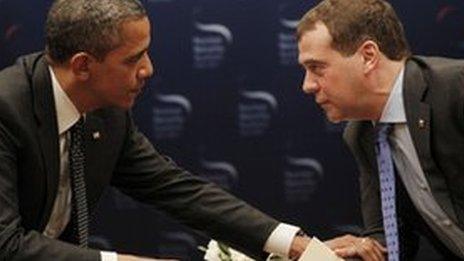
[299,22,332,45]
[297,25,333,64]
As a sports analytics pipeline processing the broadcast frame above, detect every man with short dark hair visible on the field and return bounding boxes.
[297,0,464,260]
[0,0,311,260]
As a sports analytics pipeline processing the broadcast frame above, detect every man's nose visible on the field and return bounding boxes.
[301,72,318,94]
[139,53,154,79]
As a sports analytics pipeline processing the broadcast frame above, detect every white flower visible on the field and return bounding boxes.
[203,240,231,261]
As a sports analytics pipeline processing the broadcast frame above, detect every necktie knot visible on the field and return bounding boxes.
[70,117,85,143]
[71,116,84,132]
[376,123,393,143]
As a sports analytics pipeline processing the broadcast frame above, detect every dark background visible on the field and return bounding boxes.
[1,0,463,260]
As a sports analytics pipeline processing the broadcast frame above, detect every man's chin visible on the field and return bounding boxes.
[325,112,343,124]
[327,118,342,124]
[113,98,136,110]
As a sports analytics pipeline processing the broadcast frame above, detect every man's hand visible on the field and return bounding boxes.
[325,234,387,261]
[289,233,311,260]
[118,253,178,261]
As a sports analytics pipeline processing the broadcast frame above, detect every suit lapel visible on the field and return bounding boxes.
[403,58,458,222]
[359,122,376,151]
[403,59,432,172]
[30,55,61,228]
[359,122,380,175]
[83,113,106,209]
[30,55,111,224]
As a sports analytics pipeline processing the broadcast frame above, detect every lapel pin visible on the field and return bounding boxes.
[92,131,101,140]
[418,119,426,129]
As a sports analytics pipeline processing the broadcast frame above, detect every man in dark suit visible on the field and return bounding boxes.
[0,0,311,260]
[296,0,464,260]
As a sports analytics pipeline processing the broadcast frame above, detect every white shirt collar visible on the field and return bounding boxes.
[49,67,81,135]
[378,67,407,124]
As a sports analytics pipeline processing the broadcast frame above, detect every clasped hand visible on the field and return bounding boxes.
[325,234,387,261]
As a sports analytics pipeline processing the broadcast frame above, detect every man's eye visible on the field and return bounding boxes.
[127,57,139,64]
[126,53,144,64]
[309,65,323,76]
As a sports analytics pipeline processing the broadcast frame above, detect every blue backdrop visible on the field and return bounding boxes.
[1,0,464,259]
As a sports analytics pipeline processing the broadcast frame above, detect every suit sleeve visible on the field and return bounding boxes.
[110,113,279,259]
[0,120,100,261]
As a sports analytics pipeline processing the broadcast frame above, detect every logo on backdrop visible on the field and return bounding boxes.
[238,91,278,137]
[436,4,464,51]
[283,157,324,204]
[153,94,191,140]
[3,24,20,42]
[192,22,233,69]
[199,160,239,191]
[278,18,299,66]
[436,5,458,23]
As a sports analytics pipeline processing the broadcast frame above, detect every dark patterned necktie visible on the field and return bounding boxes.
[375,123,400,261]
[69,117,89,248]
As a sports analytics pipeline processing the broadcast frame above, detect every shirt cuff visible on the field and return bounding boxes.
[101,251,118,261]
[263,223,300,257]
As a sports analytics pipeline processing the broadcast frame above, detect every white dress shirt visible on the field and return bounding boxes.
[45,67,116,261]
[378,67,464,257]
[43,67,299,260]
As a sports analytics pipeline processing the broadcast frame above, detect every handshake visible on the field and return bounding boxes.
[117,234,386,261]
[282,234,386,261]
[202,234,386,261]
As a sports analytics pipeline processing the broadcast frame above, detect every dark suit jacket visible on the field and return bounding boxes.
[344,56,464,258]
[0,53,279,260]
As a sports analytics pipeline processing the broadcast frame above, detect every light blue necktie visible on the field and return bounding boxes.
[375,123,400,261]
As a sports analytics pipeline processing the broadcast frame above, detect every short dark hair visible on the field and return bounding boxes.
[297,0,410,60]
[45,0,147,63]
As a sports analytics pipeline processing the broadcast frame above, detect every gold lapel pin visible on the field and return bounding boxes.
[92,131,101,140]
[418,119,426,129]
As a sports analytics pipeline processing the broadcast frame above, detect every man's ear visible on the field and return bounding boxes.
[69,52,94,81]
[357,40,380,74]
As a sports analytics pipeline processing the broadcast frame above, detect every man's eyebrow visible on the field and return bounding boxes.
[302,59,325,65]
[299,58,326,67]
[125,48,148,62]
